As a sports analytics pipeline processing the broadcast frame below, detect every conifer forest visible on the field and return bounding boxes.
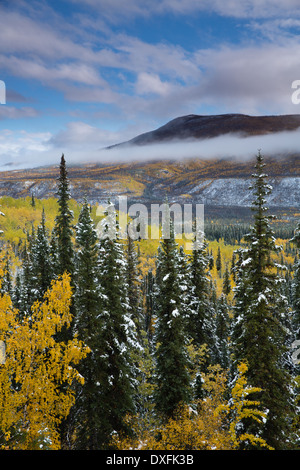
[0,152,300,452]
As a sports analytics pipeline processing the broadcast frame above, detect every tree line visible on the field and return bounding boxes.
[0,152,299,450]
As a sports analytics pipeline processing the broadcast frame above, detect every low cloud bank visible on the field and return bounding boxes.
[98,129,300,163]
[1,128,300,171]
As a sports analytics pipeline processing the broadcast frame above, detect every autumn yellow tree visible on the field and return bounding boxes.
[216,362,274,450]
[0,267,89,450]
[112,362,273,450]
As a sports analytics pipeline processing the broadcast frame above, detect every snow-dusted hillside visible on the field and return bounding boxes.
[189,177,300,207]
[0,158,299,211]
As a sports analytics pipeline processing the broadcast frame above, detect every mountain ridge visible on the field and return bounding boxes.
[108,112,300,148]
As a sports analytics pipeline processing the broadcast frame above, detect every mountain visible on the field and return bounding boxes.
[108,113,300,147]
[0,113,300,218]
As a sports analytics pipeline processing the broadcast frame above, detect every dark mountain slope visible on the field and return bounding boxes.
[109,113,300,147]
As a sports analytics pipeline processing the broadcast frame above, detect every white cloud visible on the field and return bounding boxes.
[1,1,299,118]
[0,129,52,169]
[0,106,39,120]
[0,9,89,61]
[49,121,124,147]
[190,43,300,113]
[109,34,199,82]
[0,55,105,87]
[136,73,173,96]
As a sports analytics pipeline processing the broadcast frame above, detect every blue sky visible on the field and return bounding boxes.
[1,0,300,169]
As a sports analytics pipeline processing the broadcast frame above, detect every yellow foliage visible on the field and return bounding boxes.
[112,362,273,451]
[216,362,274,450]
[0,270,89,449]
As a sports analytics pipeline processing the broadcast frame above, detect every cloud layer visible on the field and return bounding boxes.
[1,1,300,117]
[1,126,300,171]
[1,1,300,168]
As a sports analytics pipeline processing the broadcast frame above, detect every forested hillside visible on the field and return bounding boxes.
[0,153,299,450]
[0,154,300,210]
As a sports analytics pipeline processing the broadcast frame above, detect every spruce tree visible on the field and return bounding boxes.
[215,293,230,369]
[125,231,143,339]
[30,192,35,207]
[222,263,231,296]
[231,151,294,449]
[209,249,214,270]
[291,222,300,376]
[144,270,155,345]
[125,231,153,418]
[53,154,75,449]
[73,199,103,449]
[186,234,217,397]
[290,223,300,447]
[54,154,74,277]
[18,231,38,316]
[97,204,135,448]
[177,245,195,326]
[231,251,237,282]
[32,208,53,300]
[153,207,191,419]
[216,246,222,274]
[189,238,216,355]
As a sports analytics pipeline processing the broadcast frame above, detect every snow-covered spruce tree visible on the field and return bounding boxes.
[53,155,76,344]
[144,269,155,345]
[16,210,54,315]
[97,203,136,448]
[222,263,231,296]
[177,243,209,399]
[188,234,216,361]
[177,245,195,326]
[290,220,300,444]
[153,206,191,419]
[15,227,39,316]
[215,293,231,370]
[291,221,300,375]
[53,155,76,449]
[185,228,218,398]
[231,151,294,450]
[126,230,158,423]
[125,230,143,339]
[216,246,222,275]
[54,154,74,278]
[72,199,104,449]
[32,208,53,300]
